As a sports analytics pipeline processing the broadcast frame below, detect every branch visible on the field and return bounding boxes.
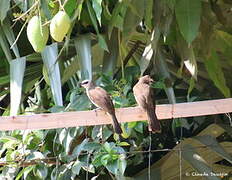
[0,98,232,131]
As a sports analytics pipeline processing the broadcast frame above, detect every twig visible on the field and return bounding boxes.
[13,1,39,22]
[10,19,29,49]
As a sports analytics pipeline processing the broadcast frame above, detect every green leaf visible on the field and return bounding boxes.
[92,0,102,26]
[103,142,112,153]
[0,74,9,85]
[128,122,137,128]
[41,43,63,106]
[187,77,195,100]
[64,0,77,17]
[139,43,153,76]
[165,0,176,10]
[102,28,119,73]
[101,154,111,166]
[72,160,82,175]
[50,167,58,180]
[0,0,10,22]
[0,26,12,62]
[204,50,231,97]
[83,142,102,151]
[71,138,89,159]
[123,0,144,39]
[216,30,232,47]
[26,152,45,160]
[183,46,197,79]
[86,0,99,34]
[134,122,144,133]
[118,155,127,175]
[41,0,52,20]
[74,34,92,80]
[98,34,109,52]
[49,106,65,113]
[62,57,79,84]
[2,17,20,58]
[35,164,48,179]
[118,142,130,146]
[144,0,153,30]
[105,160,118,175]
[108,1,125,36]
[175,0,201,43]
[16,166,34,180]
[67,92,91,111]
[10,57,26,115]
[156,50,176,104]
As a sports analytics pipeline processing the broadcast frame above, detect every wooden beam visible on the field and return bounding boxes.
[0,98,232,131]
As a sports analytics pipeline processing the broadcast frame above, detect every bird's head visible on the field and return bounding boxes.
[139,75,154,84]
[80,80,94,89]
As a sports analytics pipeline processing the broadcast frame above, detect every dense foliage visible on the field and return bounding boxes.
[0,0,231,179]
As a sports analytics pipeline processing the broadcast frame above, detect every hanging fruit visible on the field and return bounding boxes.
[27,16,49,52]
[50,11,71,42]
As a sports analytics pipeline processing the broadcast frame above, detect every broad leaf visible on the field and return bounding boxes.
[98,34,109,52]
[102,28,119,73]
[92,0,102,26]
[10,57,26,115]
[204,50,230,97]
[62,57,79,85]
[175,0,201,44]
[139,43,153,76]
[64,0,77,17]
[108,1,125,36]
[41,43,63,106]
[16,166,34,180]
[155,50,176,104]
[183,46,197,79]
[35,164,48,179]
[2,17,20,58]
[72,160,82,175]
[86,0,99,34]
[74,34,92,80]
[123,0,144,39]
[0,0,10,22]
[144,0,153,30]
[71,138,89,159]
[0,26,12,62]
[40,0,52,20]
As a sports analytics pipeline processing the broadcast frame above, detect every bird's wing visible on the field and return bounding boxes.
[133,83,150,110]
[88,87,115,113]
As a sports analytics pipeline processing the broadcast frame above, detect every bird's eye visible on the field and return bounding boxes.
[81,81,89,85]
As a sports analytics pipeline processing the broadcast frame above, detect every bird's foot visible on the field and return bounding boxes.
[93,107,101,116]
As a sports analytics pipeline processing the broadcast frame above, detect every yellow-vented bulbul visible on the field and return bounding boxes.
[80,80,122,134]
[133,75,161,133]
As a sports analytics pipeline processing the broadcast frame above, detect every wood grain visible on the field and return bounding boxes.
[0,98,231,131]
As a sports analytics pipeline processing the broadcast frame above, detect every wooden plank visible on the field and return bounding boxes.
[0,98,232,131]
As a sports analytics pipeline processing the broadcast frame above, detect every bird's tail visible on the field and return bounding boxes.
[110,113,123,134]
[146,107,161,133]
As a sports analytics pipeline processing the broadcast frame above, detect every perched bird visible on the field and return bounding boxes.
[80,80,122,134]
[133,75,161,133]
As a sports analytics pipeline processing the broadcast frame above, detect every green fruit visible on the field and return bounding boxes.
[50,11,71,42]
[27,16,49,52]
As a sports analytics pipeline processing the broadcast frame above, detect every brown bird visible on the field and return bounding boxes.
[80,80,122,134]
[133,75,161,133]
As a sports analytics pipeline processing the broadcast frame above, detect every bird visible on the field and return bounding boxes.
[133,75,161,133]
[80,80,123,134]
